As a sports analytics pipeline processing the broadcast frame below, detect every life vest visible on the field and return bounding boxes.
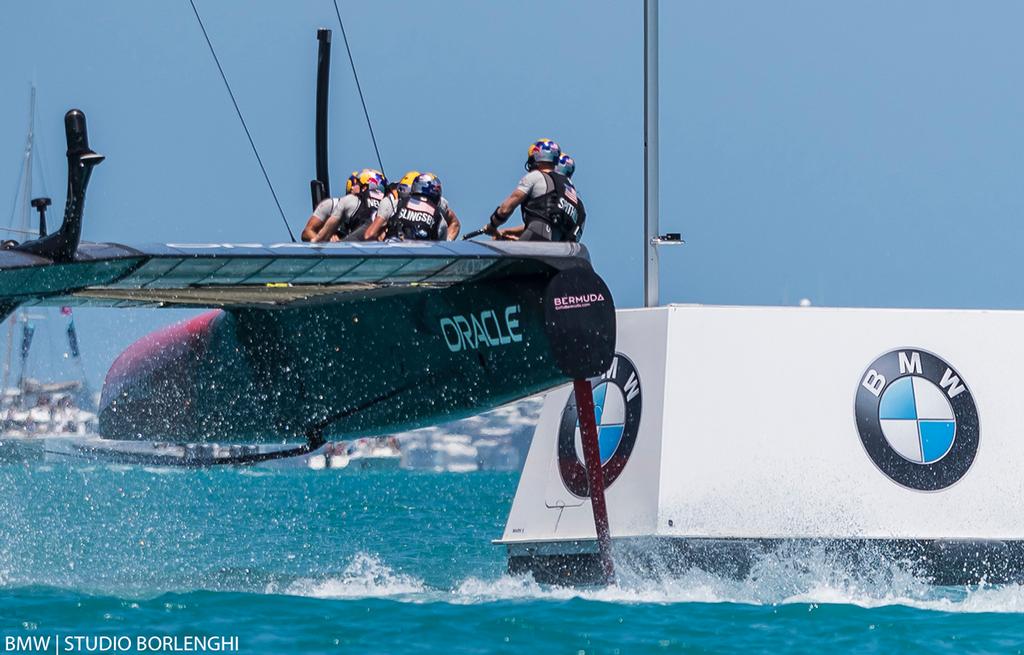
[519,171,583,242]
[345,187,385,235]
[387,195,444,240]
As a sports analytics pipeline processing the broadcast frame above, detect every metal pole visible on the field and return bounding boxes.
[643,0,660,307]
[573,378,615,582]
[312,28,332,209]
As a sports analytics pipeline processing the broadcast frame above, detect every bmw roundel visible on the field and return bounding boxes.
[855,349,979,491]
[558,353,642,498]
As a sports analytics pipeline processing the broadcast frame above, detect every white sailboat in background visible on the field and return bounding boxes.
[0,87,98,451]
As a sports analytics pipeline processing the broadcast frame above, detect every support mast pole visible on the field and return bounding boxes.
[573,379,615,582]
[643,0,660,307]
[310,28,332,210]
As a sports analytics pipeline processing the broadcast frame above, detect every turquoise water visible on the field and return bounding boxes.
[2,460,1024,654]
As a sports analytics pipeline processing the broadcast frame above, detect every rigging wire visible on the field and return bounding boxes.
[188,0,296,242]
[332,0,386,177]
[0,226,37,237]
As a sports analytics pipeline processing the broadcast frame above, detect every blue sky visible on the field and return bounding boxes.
[2,1,1023,385]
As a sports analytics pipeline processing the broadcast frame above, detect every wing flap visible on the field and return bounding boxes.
[1,240,587,309]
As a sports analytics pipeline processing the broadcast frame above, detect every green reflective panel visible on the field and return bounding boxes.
[145,258,231,288]
[427,258,497,282]
[0,268,44,296]
[110,258,184,288]
[0,259,143,297]
[244,257,321,284]
[299,258,365,283]
[386,258,456,282]
[199,257,274,285]
[338,258,411,282]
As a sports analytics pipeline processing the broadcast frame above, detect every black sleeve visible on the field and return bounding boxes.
[574,198,587,241]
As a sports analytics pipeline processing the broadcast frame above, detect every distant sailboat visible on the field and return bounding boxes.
[0,87,97,440]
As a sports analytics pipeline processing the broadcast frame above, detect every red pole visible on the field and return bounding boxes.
[573,378,615,583]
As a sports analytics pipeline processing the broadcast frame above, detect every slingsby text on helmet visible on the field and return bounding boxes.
[440,305,523,352]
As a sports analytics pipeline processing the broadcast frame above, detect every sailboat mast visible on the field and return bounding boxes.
[643,0,660,307]
[20,87,35,233]
[2,87,36,392]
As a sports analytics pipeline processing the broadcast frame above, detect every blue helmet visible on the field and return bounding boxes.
[410,173,442,202]
[525,138,561,170]
[555,153,575,178]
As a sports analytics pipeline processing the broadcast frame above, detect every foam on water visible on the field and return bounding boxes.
[278,553,426,599]
[275,547,1024,613]
[463,576,1024,614]
[141,466,187,475]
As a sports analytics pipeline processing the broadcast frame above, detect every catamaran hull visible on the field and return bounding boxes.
[0,236,614,444]
[99,272,565,442]
[1,113,618,448]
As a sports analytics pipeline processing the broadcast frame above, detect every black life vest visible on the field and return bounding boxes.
[343,188,385,236]
[519,171,584,242]
[387,195,445,240]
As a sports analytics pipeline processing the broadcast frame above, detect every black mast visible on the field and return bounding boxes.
[310,28,332,209]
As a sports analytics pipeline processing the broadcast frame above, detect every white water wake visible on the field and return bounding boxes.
[276,553,426,599]
[278,549,1024,613]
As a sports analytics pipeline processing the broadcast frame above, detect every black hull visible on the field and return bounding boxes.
[507,536,1024,587]
[99,268,566,442]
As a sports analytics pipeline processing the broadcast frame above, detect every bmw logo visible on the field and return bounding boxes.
[854,349,979,491]
[558,353,642,498]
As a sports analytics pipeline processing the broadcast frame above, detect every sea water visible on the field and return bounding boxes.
[1,461,1023,654]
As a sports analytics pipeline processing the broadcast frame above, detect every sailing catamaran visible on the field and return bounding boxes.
[0,30,616,469]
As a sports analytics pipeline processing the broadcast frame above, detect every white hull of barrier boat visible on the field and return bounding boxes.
[500,305,1024,584]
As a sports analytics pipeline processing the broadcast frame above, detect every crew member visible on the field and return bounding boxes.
[484,139,585,242]
[365,172,461,241]
[311,169,388,242]
[395,170,420,199]
[555,153,575,179]
[300,170,360,241]
[555,153,586,239]
[364,173,459,241]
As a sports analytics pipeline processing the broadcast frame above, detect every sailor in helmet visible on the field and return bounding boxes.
[366,171,461,241]
[389,170,421,202]
[301,169,364,241]
[484,139,586,242]
[311,169,388,242]
[364,173,458,241]
[554,153,586,240]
